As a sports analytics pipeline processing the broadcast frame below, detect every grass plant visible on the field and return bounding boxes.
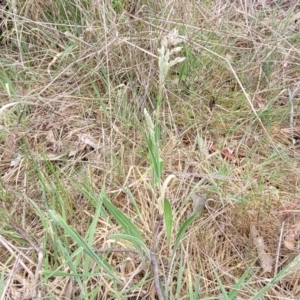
[1,0,300,299]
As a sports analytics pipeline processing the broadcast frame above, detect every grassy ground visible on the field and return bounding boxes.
[1,0,300,299]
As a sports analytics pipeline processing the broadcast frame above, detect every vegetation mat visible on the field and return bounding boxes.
[1,0,300,299]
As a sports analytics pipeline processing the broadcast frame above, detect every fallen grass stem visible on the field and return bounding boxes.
[0,203,43,299]
[95,248,140,254]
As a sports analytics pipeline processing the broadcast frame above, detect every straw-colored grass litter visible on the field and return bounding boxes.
[1,0,300,299]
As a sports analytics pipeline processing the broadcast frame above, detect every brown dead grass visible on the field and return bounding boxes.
[1,0,300,299]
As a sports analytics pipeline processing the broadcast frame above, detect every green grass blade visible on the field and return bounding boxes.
[175,257,184,299]
[211,264,230,300]
[48,210,120,283]
[228,262,255,299]
[109,233,147,252]
[82,194,104,280]
[173,214,197,253]
[101,189,147,253]
[252,254,300,300]
[193,270,202,300]
[163,198,173,246]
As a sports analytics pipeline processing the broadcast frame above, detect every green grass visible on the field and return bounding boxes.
[1,0,300,299]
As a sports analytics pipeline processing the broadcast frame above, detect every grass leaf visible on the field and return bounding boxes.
[163,198,173,246]
[173,214,197,253]
[48,210,120,283]
[100,189,147,253]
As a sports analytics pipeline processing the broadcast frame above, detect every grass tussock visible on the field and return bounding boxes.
[1,0,300,299]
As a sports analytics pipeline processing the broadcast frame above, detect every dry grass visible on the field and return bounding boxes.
[1,0,300,299]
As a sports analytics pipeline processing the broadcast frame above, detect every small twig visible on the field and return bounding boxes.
[0,239,21,300]
[1,203,43,299]
[150,216,164,300]
[171,171,236,181]
[275,221,285,276]
[150,251,164,300]
[288,88,295,146]
[95,248,140,254]
[9,219,43,298]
